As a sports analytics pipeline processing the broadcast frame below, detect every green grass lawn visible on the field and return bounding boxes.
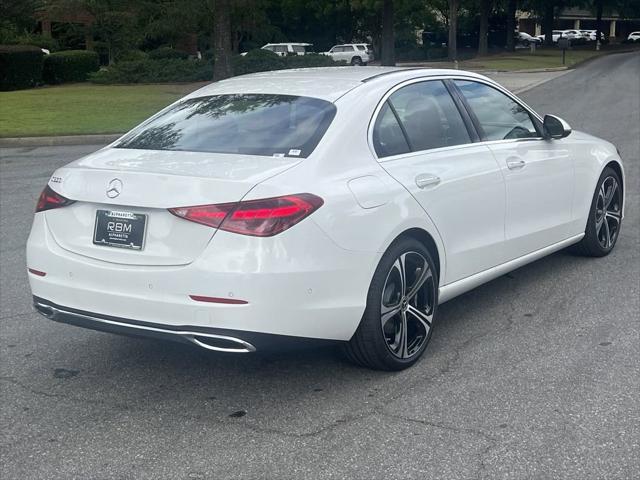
[0,83,205,137]
[461,48,605,71]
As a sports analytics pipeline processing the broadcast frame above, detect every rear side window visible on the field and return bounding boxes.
[357,45,366,50]
[385,80,471,153]
[117,94,336,158]
[372,103,410,158]
[292,45,306,53]
[454,80,539,141]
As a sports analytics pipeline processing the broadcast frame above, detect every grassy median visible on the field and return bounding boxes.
[461,48,606,71]
[0,83,205,138]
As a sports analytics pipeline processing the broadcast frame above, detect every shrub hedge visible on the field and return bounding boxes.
[43,50,99,84]
[148,47,189,60]
[232,49,286,76]
[87,49,342,85]
[284,53,343,68]
[232,49,342,76]
[0,44,44,91]
[89,58,212,84]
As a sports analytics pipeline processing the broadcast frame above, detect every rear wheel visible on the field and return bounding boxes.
[351,56,363,66]
[573,167,622,257]
[343,238,438,370]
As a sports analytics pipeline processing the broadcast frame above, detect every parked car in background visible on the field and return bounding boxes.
[581,30,609,43]
[515,31,541,47]
[537,30,563,43]
[537,29,586,45]
[324,44,371,65]
[353,43,375,62]
[562,29,587,44]
[241,43,313,56]
[28,67,625,371]
[627,31,640,42]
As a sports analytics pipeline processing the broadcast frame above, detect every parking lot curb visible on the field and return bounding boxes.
[0,133,123,148]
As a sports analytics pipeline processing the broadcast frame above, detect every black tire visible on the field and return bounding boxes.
[573,166,622,257]
[343,237,438,371]
[351,56,363,66]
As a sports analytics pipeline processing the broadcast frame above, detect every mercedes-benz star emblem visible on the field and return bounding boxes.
[106,178,123,199]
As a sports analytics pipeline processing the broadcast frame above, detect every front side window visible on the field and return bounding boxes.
[117,94,336,158]
[387,80,471,152]
[454,80,539,141]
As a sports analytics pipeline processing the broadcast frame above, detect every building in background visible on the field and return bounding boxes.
[518,7,640,40]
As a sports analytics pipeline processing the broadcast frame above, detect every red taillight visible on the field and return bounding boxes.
[36,185,75,212]
[169,193,323,237]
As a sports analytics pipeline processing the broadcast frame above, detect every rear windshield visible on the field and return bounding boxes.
[116,94,337,158]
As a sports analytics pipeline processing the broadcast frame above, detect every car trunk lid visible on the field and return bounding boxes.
[44,148,301,266]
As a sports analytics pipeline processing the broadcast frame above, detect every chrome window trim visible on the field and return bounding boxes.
[368,75,546,163]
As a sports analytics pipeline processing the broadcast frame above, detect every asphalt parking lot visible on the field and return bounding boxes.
[1,52,638,479]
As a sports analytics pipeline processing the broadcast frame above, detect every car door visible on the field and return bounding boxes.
[334,46,348,62]
[453,79,574,261]
[372,79,507,284]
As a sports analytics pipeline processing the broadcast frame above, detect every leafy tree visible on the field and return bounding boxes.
[213,0,233,80]
[448,0,459,60]
[381,0,395,65]
[478,0,490,55]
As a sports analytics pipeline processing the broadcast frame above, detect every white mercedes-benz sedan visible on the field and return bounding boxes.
[27,67,625,370]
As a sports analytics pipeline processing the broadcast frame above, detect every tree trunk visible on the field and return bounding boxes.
[478,0,489,56]
[543,2,555,47]
[213,0,233,81]
[595,0,603,44]
[381,0,395,66]
[506,0,516,52]
[448,0,458,61]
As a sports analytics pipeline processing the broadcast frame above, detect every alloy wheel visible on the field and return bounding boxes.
[595,176,621,249]
[380,252,435,359]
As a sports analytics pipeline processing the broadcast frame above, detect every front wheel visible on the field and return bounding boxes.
[343,238,438,370]
[573,167,622,256]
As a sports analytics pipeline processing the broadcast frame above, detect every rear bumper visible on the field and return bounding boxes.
[33,296,336,352]
[27,213,378,341]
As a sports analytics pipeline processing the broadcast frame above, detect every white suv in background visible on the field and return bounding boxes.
[324,44,372,65]
[241,43,312,56]
[628,32,640,42]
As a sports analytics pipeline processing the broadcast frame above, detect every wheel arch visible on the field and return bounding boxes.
[603,158,625,217]
[391,227,442,282]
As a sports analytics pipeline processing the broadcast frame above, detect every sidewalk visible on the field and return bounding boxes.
[482,69,570,93]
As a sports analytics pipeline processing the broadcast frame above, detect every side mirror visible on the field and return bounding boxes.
[543,114,572,139]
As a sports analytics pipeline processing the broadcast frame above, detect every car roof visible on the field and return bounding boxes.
[185,67,489,103]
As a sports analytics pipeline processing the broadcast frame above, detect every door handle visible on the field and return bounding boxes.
[507,159,526,170]
[415,174,441,189]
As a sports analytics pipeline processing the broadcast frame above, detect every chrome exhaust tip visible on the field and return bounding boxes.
[188,334,256,353]
[34,302,55,319]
